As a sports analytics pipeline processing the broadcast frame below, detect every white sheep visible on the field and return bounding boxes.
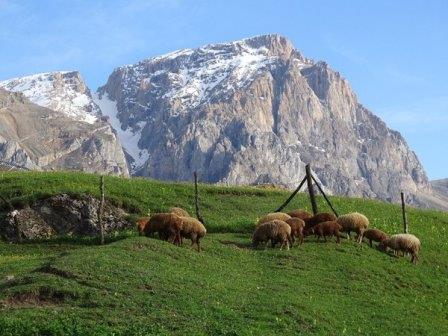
[337,212,369,244]
[256,212,291,226]
[379,233,421,263]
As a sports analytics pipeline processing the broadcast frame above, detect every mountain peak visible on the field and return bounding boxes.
[0,70,100,124]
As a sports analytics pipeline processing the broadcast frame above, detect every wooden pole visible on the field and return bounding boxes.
[274,176,307,212]
[194,171,205,224]
[401,192,408,233]
[98,175,105,245]
[311,174,338,217]
[305,164,318,215]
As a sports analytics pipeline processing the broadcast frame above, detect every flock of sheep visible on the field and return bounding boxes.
[136,207,421,263]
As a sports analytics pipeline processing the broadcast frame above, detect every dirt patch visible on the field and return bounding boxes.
[219,240,252,249]
[1,287,77,308]
[35,264,77,279]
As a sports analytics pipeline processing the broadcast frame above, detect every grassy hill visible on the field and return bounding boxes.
[0,171,447,335]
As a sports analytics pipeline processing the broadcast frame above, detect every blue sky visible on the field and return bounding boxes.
[0,0,446,179]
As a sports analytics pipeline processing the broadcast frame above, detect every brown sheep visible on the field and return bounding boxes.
[170,207,190,217]
[362,228,388,247]
[304,212,337,230]
[179,216,207,252]
[287,209,313,221]
[337,212,369,244]
[252,220,292,250]
[256,212,291,226]
[143,213,182,245]
[136,217,150,236]
[285,217,305,245]
[379,234,421,263]
[306,220,342,243]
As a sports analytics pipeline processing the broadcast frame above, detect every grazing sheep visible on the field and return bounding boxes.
[287,209,313,221]
[252,220,292,250]
[337,212,369,244]
[144,213,182,245]
[170,207,190,218]
[256,212,291,226]
[304,212,337,230]
[379,234,421,263]
[179,216,207,252]
[305,221,342,243]
[136,217,150,236]
[362,228,388,247]
[285,217,305,245]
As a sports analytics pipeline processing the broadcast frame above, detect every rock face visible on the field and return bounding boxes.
[97,34,432,206]
[0,194,132,241]
[0,87,129,175]
[0,71,100,124]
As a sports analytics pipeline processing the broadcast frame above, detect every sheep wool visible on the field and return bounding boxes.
[379,234,421,263]
[257,212,291,226]
[179,216,207,252]
[287,209,313,220]
[337,212,369,243]
[170,207,190,218]
[136,217,150,236]
[362,228,388,247]
[145,213,183,245]
[285,217,305,245]
[252,220,292,250]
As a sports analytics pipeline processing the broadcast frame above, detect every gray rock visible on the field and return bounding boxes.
[1,194,132,241]
[97,34,440,209]
[0,88,129,175]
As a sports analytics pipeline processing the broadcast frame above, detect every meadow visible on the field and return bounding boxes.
[0,172,447,335]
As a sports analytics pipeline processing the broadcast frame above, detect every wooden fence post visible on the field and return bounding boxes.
[401,192,408,233]
[98,175,105,245]
[194,171,205,224]
[274,176,307,213]
[305,164,318,215]
[311,175,338,217]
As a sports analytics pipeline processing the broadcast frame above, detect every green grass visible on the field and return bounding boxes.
[0,171,447,335]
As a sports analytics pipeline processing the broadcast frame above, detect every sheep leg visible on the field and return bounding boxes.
[299,234,304,245]
[196,238,201,252]
[369,239,372,247]
[285,239,290,251]
[336,232,340,244]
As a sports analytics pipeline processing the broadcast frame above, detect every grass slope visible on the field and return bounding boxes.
[0,172,447,335]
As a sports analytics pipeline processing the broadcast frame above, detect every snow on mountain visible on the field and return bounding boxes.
[92,92,149,170]
[0,71,100,124]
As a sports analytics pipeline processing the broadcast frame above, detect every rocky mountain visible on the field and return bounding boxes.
[96,34,438,207]
[1,71,100,124]
[0,86,129,175]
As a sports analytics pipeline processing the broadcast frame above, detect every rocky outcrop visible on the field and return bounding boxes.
[97,34,434,207]
[0,88,129,175]
[0,194,132,241]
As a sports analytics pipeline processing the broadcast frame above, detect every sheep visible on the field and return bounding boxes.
[379,234,421,263]
[136,217,150,236]
[252,220,292,250]
[179,216,207,252]
[285,217,305,245]
[143,213,182,245]
[170,207,190,218]
[287,209,312,221]
[256,212,291,226]
[362,228,388,247]
[336,212,369,244]
[304,212,337,230]
[306,220,342,243]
